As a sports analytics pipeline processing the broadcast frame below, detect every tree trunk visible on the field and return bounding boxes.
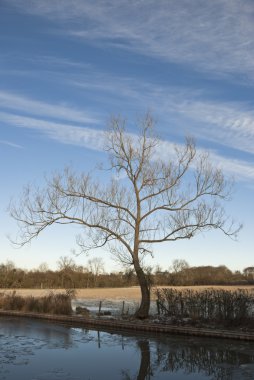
[134,259,150,319]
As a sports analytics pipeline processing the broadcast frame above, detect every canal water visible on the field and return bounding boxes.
[0,317,254,380]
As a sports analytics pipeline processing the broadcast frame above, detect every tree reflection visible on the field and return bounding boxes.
[121,335,254,380]
[2,319,254,380]
[137,341,152,380]
[121,340,152,380]
[153,337,254,380]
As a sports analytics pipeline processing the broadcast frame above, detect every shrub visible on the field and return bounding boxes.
[0,291,25,311]
[155,288,254,326]
[0,290,73,315]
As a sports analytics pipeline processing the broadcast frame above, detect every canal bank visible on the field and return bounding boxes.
[0,309,253,341]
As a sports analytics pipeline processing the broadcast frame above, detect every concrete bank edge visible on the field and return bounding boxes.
[0,310,253,341]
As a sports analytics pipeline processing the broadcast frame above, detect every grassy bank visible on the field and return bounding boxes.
[0,287,254,340]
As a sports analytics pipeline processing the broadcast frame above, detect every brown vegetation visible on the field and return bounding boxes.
[155,288,254,326]
[0,290,73,315]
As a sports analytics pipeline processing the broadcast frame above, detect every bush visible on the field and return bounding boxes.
[155,288,254,325]
[0,290,73,315]
[0,291,25,310]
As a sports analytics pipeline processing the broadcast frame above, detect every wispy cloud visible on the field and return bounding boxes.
[71,72,254,156]
[175,100,254,155]
[2,76,253,159]
[209,152,254,181]
[0,91,99,125]
[158,140,254,182]
[0,140,23,149]
[1,110,253,182]
[0,112,105,151]
[5,0,254,82]
[0,52,89,68]
[2,0,254,157]
[28,55,91,69]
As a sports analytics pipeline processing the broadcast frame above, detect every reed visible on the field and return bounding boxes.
[0,290,73,315]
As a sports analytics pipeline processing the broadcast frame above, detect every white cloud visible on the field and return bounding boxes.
[1,111,253,182]
[2,81,252,159]
[209,152,254,181]
[0,91,99,125]
[0,140,23,149]
[0,112,105,151]
[5,0,254,82]
[176,100,254,155]
[28,55,91,69]
[2,0,254,158]
[72,73,254,155]
[156,139,254,182]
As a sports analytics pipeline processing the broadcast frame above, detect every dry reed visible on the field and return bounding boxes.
[0,290,73,315]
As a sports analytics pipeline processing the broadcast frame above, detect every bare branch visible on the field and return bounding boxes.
[9,113,241,319]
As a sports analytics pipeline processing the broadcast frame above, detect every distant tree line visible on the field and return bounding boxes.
[0,257,138,289]
[0,258,253,289]
[153,259,254,286]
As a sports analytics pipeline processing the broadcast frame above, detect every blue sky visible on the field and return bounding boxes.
[0,0,254,272]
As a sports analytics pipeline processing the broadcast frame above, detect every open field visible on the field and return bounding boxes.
[2,285,254,301]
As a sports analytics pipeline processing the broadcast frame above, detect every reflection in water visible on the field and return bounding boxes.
[0,317,254,380]
[122,341,152,380]
[153,337,254,380]
[137,341,151,380]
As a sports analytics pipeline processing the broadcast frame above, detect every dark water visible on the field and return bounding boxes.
[0,317,254,380]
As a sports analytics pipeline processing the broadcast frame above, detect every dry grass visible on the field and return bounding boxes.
[1,287,142,300]
[2,285,254,301]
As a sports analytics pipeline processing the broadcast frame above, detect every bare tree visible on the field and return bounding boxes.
[57,256,76,272]
[9,114,241,318]
[87,257,105,287]
[170,259,190,273]
[37,262,49,273]
[169,259,190,286]
[57,255,76,288]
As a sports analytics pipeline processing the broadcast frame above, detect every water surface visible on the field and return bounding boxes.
[0,317,254,379]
